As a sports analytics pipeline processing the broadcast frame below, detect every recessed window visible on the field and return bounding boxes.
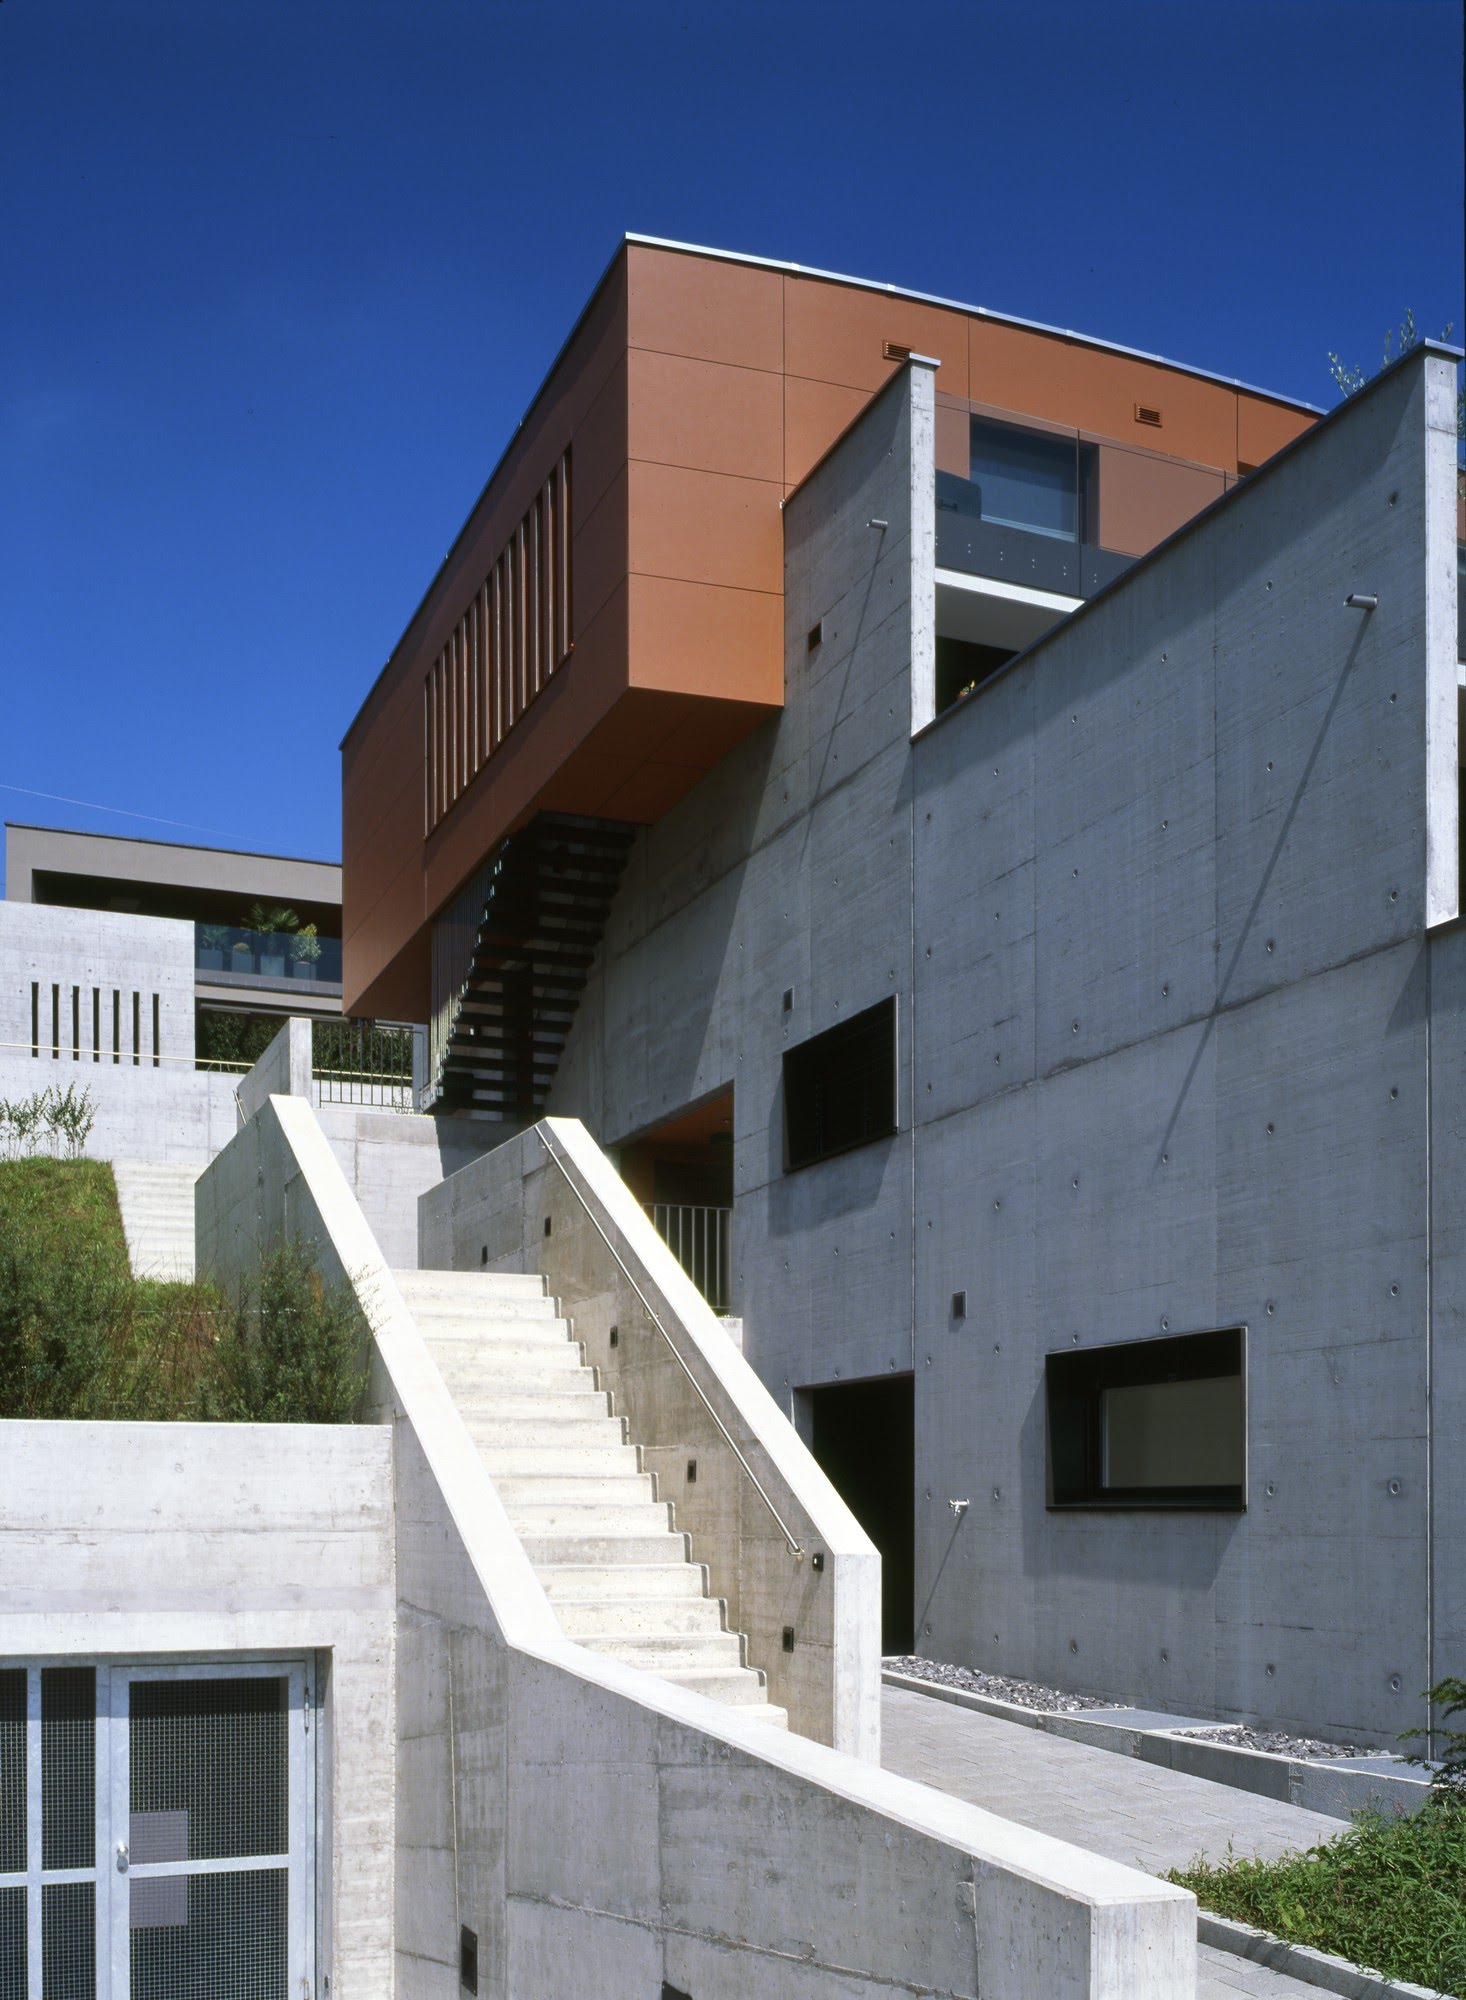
[1046,1327,1246,1509]
[782,998,897,1172]
[970,416,1084,543]
[936,636,1015,713]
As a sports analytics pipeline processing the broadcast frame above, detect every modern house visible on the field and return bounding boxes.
[3,823,346,1057]
[339,232,1465,1745]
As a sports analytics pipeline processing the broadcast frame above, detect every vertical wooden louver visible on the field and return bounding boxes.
[424,448,572,833]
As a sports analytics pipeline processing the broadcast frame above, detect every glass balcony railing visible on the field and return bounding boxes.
[937,470,1134,598]
[195,925,343,986]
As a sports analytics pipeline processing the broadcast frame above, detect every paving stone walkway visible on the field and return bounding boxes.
[880,1686,1350,2000]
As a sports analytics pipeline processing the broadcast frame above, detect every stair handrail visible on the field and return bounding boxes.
[538,1133,805,1562]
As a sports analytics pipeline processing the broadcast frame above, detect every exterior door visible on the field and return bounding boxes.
[1,1661,313,2000]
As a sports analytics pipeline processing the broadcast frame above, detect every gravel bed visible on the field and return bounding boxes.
[883,1655,1109,1713]
[1174,1723,1375,1761]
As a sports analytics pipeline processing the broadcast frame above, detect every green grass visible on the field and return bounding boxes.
[1168,1796,1466,1995]
[0,1158,366,1423]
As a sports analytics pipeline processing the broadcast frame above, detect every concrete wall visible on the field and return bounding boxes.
[419,1114,882,1757]
[0,1418,395,1998]
[199,1093,1195,1999]
[544,348,1461,1748]
[229,1017,490,1268]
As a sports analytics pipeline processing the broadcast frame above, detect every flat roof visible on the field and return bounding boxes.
[4,821,339,871]
[343,232,1327,748]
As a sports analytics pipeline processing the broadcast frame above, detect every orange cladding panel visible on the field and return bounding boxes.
[628,459,784,596]
[1089,444,1227,559]
[628,347,784,482]
[626,242,783,372]
[1238,395,1315,469]
[969,317,1238,470]
[783,375,876,491]
[628,571,784,703]
[783,272,971,398]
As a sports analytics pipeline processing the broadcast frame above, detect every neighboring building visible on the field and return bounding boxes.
[4,822,345,1059]
[341,236,1463,1747]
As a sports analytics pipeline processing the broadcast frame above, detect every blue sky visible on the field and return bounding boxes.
[1,0,1461,893]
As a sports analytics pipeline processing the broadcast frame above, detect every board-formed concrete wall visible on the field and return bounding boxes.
[0,1418,395,1998]
[199,1093,1196,1999]
[544,348,1462,1749]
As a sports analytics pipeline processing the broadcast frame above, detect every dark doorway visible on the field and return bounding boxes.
[806,1375,915,1654]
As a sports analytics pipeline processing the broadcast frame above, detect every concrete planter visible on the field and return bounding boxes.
[229,949,253,972]
[292,961,316,980]
[260,954,286,978]
[199,950,224,970]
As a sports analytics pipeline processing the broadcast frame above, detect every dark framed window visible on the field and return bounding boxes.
[1046,1327,1246,1510]
[782,998,897,1172]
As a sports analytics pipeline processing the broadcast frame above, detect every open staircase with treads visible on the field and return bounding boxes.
[395,1267,787,1726]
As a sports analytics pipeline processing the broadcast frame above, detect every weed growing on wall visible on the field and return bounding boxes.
[0,1084,97,1159]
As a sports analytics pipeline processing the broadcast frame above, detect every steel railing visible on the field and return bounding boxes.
[539,1138,801,1560]
[644,1203,731,1315]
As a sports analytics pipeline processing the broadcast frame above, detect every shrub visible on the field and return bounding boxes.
[1169,1795,1466,1993]
[201,1240,368,1424]
[0,1162,367,1424]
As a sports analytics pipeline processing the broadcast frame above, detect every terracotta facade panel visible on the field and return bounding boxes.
[969,317,1238,469]
[783,273,971,397]
[628,461,784,596]
[935,399,969,477]
[783,376,875,491]
[628,347,784,482]
[1089,444,1227,559]
[571,355,629,530]
[572,466,628,635]
[626,242,783,372]
[1237,396,1315,470]
[627,572,784,703]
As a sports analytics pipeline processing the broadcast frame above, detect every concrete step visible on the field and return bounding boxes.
[455,1388,614,1422]
[480,1456,648,1488]
[504,1497,671,1535]
[421,1316,572,1343]
[555,1598,730,1641]
[491,1470,652,1508]
[537,1563,710,1603]
[466,1416,628,1451]
[395,1268,548,1302]
[398,1288,564,1320]
[590,1630,746,1670]
[112,1161,204,1282]
[519,1531,692,1567]
[652,1664,771,1705]
[431,1341,587,1378]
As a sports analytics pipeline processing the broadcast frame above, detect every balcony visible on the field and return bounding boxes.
[195,925,343,993]
[646,1201,732,1315]
[936,470,1134,598]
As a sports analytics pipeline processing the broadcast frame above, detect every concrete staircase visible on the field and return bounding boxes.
[112,1160,203,1280]
[394,1267,787,1726]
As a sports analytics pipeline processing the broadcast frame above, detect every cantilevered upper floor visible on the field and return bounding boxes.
[341,234,1319,1021]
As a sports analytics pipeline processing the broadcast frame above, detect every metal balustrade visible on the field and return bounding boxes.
[645,1203,732,1315]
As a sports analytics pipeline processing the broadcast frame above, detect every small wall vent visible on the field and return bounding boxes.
[1134,403,1163,427]
[459,1925,478,1994]
[883,340,913,362]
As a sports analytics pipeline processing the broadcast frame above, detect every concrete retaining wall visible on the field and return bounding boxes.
[198,1094,1197,1999]
[0,1417,395,1998]
[419,1114,883,1758]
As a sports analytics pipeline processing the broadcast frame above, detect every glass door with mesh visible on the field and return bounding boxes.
[0,1661,314,2000]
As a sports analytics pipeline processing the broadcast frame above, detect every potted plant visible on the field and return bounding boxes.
[243,902,298,982]
[229,936,254,973]
[292,923,322,980]
[199,924,227,971]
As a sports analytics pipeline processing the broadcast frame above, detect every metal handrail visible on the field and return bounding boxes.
[539,1137,803,1561]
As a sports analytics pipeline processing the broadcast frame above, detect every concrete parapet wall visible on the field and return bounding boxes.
[419,1114,883,1758]
[0,1417,395,1998]
[238,1014,313,1120]
[200,1094,1197,1999]
[0,900,196,1058]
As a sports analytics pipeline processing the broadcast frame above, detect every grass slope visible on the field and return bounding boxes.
[0,1157,364,1422]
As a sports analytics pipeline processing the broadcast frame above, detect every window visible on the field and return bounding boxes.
[935,636,1015,713]
[1046,1327,1246,1509]
[970,417,1080,542]
[782,999,898,1172]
